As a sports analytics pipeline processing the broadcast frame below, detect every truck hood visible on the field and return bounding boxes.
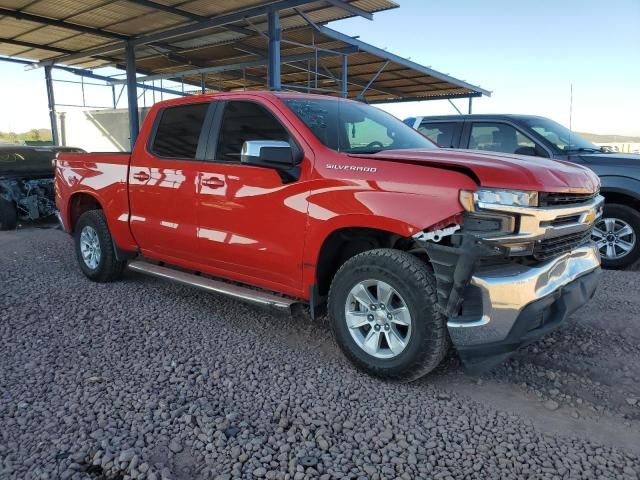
[357,148,600,193]
[579,152,640,166]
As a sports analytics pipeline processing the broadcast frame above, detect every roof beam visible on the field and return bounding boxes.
[0,38,74,55]
[129,0,317,46]
[0,37,133,67]
[125,0,204,21]
[325,0,373,20]
[368,91,484,104]
[111,45,358,84]
[0,56,189,97]
[357,60,388,98]
[321,65,404,98]
[26,42,127,69]
[0,7,128,40]
[313,24,492,97]
[124,0,261,37]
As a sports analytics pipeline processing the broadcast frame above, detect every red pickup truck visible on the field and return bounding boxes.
[56,91,604,380]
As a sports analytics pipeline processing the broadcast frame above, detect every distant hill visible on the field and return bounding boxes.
[578,132,640,143]
[0,128,52,144]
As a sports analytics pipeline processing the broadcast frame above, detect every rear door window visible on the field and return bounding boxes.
[418,122,458,147]
[151,103,209,159]
[469,122,536,155]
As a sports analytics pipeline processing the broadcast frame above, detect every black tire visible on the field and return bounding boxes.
[328,249,449,382]
[0,197,17,231]
[596,203,640,270]
[74,210,125,282]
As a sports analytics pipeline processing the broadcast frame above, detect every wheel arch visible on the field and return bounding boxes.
[600,176,640,211]
[311,221,425,299]
[67,191,103,232]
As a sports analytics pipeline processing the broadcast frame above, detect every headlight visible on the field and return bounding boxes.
[459,189,539,211]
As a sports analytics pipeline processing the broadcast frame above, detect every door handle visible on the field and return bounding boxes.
[201,178,225,188]
[133,171,150,182]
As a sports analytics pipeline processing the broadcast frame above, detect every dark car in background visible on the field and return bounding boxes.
[0,145,84,230]
[404,114,640,269]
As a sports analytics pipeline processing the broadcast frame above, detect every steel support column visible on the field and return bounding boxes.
[341,55,348,98]
[267,9,281,91]
[44,66,59,146]
[126,42,140,149]
[468,96,473,114]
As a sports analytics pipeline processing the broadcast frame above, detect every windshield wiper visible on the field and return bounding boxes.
[565,147,603,153]
[345,149,384,154]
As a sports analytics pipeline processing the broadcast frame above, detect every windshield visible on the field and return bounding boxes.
[282,98,436,153]
[524,117,600,153]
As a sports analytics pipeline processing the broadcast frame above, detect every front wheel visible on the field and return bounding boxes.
[75,210,125,282]
[592,203,640,269]
[328,249,449,382]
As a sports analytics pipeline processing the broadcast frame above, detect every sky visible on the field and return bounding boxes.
[0,0,639,136]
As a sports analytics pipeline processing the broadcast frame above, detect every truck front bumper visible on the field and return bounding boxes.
[449,244,601,371]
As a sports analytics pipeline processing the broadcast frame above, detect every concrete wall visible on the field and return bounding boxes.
[58,108,151,152]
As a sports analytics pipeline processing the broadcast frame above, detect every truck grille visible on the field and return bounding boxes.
[532,229,593,261]
[539,192,597,206]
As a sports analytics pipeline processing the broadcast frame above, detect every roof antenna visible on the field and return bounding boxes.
[568,83,573,150]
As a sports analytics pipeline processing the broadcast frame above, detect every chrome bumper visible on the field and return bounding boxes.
[448,243,601,347]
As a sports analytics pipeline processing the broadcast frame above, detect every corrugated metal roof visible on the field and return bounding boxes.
[0,0,490,102]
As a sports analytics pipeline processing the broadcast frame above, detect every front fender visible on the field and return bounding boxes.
[600,176,640,201]
[301,164,477,287]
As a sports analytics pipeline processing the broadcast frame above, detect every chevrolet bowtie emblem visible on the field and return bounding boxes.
[584,208,598,224]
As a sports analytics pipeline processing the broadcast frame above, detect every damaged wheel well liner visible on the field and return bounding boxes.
[315,227,411,298]
[69,193,103,232]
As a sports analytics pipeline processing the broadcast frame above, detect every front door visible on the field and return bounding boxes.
[195,99,311,294]
[128,101,211,263]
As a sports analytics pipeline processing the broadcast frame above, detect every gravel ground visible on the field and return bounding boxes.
[1,226,639,480]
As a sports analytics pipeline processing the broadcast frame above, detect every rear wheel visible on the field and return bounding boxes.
[0,197,17,230]
[328,249,449,382]
[592,203,640,269]
[75,210,125,282]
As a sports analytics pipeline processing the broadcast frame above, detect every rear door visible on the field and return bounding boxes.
[128,101,212,263]
[193,98,311,294]
[415,120,462,148]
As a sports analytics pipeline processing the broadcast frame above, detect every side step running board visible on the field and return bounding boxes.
[128,260,296,313]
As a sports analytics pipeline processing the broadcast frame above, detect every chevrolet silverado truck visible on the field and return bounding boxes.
[56,92,604,380]
[405,114,640,269]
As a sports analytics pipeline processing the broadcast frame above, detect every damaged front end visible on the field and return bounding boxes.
[0,177,57,221]
[415,189,604,372]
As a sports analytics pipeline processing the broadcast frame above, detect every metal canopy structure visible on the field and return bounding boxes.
[0,0,490,148]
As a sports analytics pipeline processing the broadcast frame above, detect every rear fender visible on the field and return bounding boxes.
[56,154,137,251]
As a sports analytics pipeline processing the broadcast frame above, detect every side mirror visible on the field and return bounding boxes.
[241,140,300,168]
[240,140,303,183]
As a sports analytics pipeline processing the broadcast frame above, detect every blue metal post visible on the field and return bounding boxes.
[126,42,140,149]
[44,65,59,145]
[267,9,281,91]
[468,96,473,114]
[341,55,348,98]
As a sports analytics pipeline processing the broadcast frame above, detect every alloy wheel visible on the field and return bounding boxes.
[344,279,412,359]
[592,217,636,260]
[80,225,102,270]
